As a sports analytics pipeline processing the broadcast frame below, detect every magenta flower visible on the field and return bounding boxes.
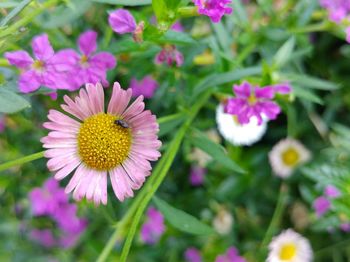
[313,196,331,217]
[155,45,184,67]
[29,178,67,216]
[319,0,350,23]
[340,223,350,232]
[346,27,350,43]
[171,21,184,32]
[225,81,292,125]
[190,166,206,186]
[109,9,137,34]
[53,30,116,90]
[130,76,159,98]
[140,207,165,244]
[0,115,5,133]
[4,34,68,93]
[324,185,341,198]
[193,0,233,23]
[30,229,56,248]
[215,247,246,262]
[185,247,202,262]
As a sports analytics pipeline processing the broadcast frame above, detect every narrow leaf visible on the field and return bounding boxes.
[0,88,30,113]
[91,0,152,5]
[153,196,215,235]
[273,37,295,67]
[0,0,31,27]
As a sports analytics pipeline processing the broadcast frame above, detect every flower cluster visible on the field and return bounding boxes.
[313,185,340,217]
[29,178,87,248]
[5,31,116,94]
[319,0,350,42]
[193,0,233,23]
[225,81,292,125]
[140,207,165,244]
[129,75,159,98]
[155,45,184,67]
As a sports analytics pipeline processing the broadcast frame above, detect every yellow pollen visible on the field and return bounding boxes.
[279,243,297,260]
[232,115,240,125]
[78,113,132,171]
[248,94,257,105]
[80,55,89,65]
[32,60,44,71]
[282,147,300,167]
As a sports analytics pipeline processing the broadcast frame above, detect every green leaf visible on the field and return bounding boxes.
[292,85,323,104]
[157,30,197,45]
[192,66,261,98]
[273,37,295,67]
[158,113,185,137]
[0,88,30,114]
[0,0,31,27]
[153,196,215,235]
[286,73,339,90]
[91,0,152,5]
[191,130,246,174]
[152,0,168,21]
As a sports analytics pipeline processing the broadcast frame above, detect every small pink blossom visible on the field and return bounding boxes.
[155,45,184,67]
[225,81,292,125]
[324,185,341,198]
[185,247,202,262]
[190,166,206,186]
[346,27,350,43]
[340,223,350,232]
[193,0,233,23]
[130,75,159,98]
[29,178,67,216]
[108,9,137,34]
[215,247,245,262]
[313,196,331,217]
[30,229,56,248]
[140,207,165,244]
[171,21,184,32]
[53,30,116,90]
[4,34,68,93]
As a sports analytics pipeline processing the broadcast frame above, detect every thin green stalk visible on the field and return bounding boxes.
[260,183,288,253]
[315,238,350,258]
[289,22,329,34]
[0,0,61,39]
[177,6,199,18]
[97,90,212,262]
[0,151,45,172]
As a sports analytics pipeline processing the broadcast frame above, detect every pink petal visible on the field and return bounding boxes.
[51,49,80,71]
[255,86,275,99]
[107,82,132,115]
[89,52,116,70]
[233,81,251,98]
[78,30,97,56]
[4,51,33,68]
[65,164,87,193]
[31,34,54,61]
[18,70,41,93]
[108,9,137,34]
[55,160,81,180]
[85,83,104,115]
[47,152,79,171]
[109,167,134,202]
[122,95,145,120]
[47,109,81,127]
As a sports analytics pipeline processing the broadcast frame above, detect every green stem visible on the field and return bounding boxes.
[177,6,199,18]
[96,90,212,262]
[0,151,45,172]
[289,22,329,34]
[260,183,288,253]
[0,0,61,39]
[315,238,350,258]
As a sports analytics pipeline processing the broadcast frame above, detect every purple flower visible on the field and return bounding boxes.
[171,21,184,32]
[225,81,292,125]
[215,247,246,262]
[340,223,350,232]
[129,75,159,98]
[324,185,341,198]
[346,27,350,43]
[185,247,202,262]
[59,218,88,248]
[193,0,233,23]
[30,229,56,248]
[190,166,206,186]
[0,115,5,133]
[53,30,116,90]
[4,34,68,93]
[108,9,137,34]
[155,45,184,67]
[140,207,165,244]
[319,0,350,24]
[313,196,331,217]
[29,178,67,216]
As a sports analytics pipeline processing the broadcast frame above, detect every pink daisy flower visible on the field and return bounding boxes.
[41,82,161,205]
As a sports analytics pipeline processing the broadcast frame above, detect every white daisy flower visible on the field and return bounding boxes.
[268,138,311,178]
[267,229,313,262]
[212,208,233,235]
[216,104,267,146]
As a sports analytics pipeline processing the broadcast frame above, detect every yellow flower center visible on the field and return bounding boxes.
[248,94,257,105]
[32,60,44,71]
[77,113,132,171]
[232,115,240,125]
[279,243,297,260]
[281,147,300,167]
[80,55,89,66]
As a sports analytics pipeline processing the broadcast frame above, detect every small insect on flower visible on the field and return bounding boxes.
[114,119,129,128]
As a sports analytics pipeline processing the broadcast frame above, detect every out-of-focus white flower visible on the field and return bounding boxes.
[269,138,311,178]
[216,104,267,146]
[267,229,313,262]
[212,208,233,235]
